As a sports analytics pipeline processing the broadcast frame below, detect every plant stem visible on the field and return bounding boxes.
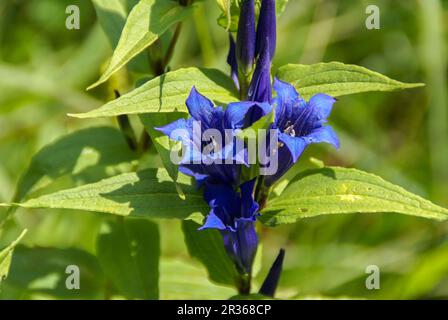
[237,273,251,295]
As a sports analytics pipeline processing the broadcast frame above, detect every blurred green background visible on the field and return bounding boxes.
[0,0,447,299]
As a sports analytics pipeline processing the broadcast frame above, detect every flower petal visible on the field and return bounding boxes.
[304,126,340,149]
[225,101,272,129]
[186,86,215,125]
[278,132,307,163]
[240,179,259,218]
[155,118,192,142]
[308,93,336,120]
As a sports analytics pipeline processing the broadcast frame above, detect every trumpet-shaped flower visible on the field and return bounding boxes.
[200,179,259,274]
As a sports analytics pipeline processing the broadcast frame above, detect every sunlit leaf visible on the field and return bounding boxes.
[75,68,238,118]
[88,0,194,89]
[276,62,424,100]
[0,230,27,284]
[261,167,448,226]
[13,169,208,220]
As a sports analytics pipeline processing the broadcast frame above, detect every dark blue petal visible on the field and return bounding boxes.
[227,34,240,90]
[222,218,258,274]
[255,0,276,60]
[278,132,307,163]
[236,0,256,73]
[186,86,216,126]
[240,179,259,218]
[264,144,294,186]
[308,93,336,120]
[303,125,340,149]
[155,118,191,142]
[248,38,272,103]
[259,248,285,297]
[225,101,272,129]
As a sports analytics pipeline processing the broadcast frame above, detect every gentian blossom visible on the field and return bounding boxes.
[200,180,259,274]
[156,87,267,275]
[234,78,340,186]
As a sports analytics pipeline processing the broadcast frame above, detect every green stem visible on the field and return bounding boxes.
[236,273,251,295]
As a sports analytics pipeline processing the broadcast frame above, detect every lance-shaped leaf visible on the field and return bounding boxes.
[276,62,424,100]
[260,167,448,226]
[73,68,238,118]
[182,220,237,286]
[10,169,208,221]
[88,0,194,90]
[97,219,160,299]
[0,230,27,284]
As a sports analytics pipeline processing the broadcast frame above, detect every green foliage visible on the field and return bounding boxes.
[73,68,238,118]
[97,218,160,299]
[1,246,104,299]
[89,0,194,89]
[276,62,424,100]
[182,220,237,285]
[0,230,27,284]
[261,167,448,226]
[10,127,137,205]
[11,169,208,221]
[140,113,185,189]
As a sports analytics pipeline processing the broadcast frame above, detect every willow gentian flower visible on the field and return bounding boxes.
[228,78,339,185]
[265,79,340,185]
[256,0,276,60]
[156,87,270,186]
[248,37,272,103]
[236,0,256,74]
[200,179,259,274]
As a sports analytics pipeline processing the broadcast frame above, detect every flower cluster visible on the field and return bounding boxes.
[157,0,339,289]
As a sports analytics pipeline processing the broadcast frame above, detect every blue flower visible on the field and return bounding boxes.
[229,78,339,185]
[255,0,276,61]
[200,179,259,274]
[236,0,256,74]
[248,37,272,103]
[156,87,269,187]
[265,79,339,185]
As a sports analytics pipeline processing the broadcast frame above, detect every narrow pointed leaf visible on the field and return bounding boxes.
[0,230,27,284]
[276,62,424,100]
[88,0,193,89]
[74,68,238,118]
[13,169,208,220]
[261,167,448,226]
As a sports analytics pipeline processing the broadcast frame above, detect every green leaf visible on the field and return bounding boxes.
[261,167,448,226]
[0,245,104,299]
[0,230,27,284]
[160,259,236,299]
[182,220,237,286]
[10,126,137,204]
[276,62,424,100]
[73,68,238,119]
[97,218,160,299]
[139,112,185,194]
[88,0,194,89]
[92,0,140,47]
[13,169,208,220]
